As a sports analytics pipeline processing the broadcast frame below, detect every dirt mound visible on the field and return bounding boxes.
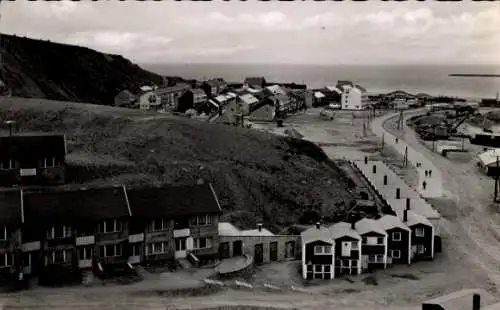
[0,97,354,231]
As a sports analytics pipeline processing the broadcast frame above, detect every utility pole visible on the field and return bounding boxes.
[381,132,385,152]
[5,120,15,136]
[432,125,437,152]
[403,145,408,168]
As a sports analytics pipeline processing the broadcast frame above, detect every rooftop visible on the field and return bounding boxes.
[355,218,387,236]
[219,222,275,237]
[156,83,191,95]
[301,225,334,244]
[329,221,361,240]
[378,214,411,232]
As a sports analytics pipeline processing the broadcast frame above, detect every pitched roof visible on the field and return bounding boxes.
[354,218,387,236]
[378,215,411,232]
[192,88,207,96]
[0,189,22,225]
[156,83,191,95]
[405,210,433,227]
[218,222,241,236]
[215,95,228,103]
[329,222,361,240]
[23,186,130,225]
[301,225,334,244]
[314,92,326,99]
[239,94,259,105]
[126,182,222,218]
[325,86,342,94]
[0,134,66,161]
[355,85,367,93]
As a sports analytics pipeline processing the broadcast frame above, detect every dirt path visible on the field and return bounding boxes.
[376,110,500,292]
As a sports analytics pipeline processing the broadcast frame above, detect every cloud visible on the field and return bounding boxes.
[63,31,173,55]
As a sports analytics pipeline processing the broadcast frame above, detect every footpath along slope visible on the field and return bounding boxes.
[372,109,500,289]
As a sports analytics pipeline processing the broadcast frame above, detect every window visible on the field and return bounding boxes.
[368,255,384,263]
[415,228,425,237]
[0,253,13,267]
[52,250,68,264]
[39,157,58,168]
[0,159,13,170]
[175,238,186,251]
[306,265,313,272]
[377,237,384,245]
[391,250,401,259]
[100,244,123,257]
[152,218,168,231]
[190,215,213,226]
[98,219,122,233]
[131,244,141,257]
[314,245,332,255]
[392,232,402,241]
[46,225,72,239]
[146,242,168,255]
[417,245,425,254]
[364,237,380,245]
[79,246,93,260]
[314,265,322,272]
[351,241,359,248]
[194,237,212,249]
[0,226,7,240]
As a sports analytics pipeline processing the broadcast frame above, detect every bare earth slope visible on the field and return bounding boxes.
[0,33,163,105]
[0,97,354,231]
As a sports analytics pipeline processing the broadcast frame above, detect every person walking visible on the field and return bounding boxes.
[395,137,399,143]
[424,170,428,177]
[422,180,427,190]
[428,170,432,177]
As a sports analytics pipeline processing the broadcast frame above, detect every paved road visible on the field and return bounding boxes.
[372,109,500,289]
[370,109,443,198]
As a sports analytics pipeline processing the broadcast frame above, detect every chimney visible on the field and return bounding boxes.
[351,221,355,230]
[364,156,368,164]
[383,175,388,185]
[403,209,408,222]
[473,294,480,310]
[316,222,320,229]
[406,198,411,210]
[396,188,400,199]
[372,165,377,174]
[257,223,263,232]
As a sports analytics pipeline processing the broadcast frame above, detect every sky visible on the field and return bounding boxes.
[1,1,499,65]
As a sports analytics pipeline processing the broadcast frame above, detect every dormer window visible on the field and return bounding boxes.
[98,219,122,234]
[152,218,168,232]
[46,225,72,239]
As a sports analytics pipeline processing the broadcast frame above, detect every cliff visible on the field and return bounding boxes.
[0,34,163,105]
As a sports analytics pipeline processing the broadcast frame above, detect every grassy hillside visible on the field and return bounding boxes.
[0,34,163,105]
[0,97,355,232]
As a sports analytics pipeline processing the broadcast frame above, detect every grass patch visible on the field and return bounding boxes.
[0,97,355,231]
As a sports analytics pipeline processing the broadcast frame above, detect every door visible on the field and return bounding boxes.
[219,242,230,259]
[270,242,278,261]
[341,241,352,256]
[254,244,264,265]
[233,240,243,256]
[285,241,295,259]
[175,238,187,259]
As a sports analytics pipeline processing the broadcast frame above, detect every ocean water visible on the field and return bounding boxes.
[142,63,500,100]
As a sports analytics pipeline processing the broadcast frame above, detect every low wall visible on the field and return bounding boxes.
[219,235,301,264]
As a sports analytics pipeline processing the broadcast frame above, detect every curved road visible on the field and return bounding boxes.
[372,109,500,290]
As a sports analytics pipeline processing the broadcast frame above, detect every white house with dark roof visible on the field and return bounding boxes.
[341,85,369,110]
[329,222,362,277]
[301,223,335,280]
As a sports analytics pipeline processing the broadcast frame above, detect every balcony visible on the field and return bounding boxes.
[128,255,141,265]
[173,228,190,238]
[21,241,40,252]
[78,259,92,269]
[128,233,144,243]
[76,235,95,246]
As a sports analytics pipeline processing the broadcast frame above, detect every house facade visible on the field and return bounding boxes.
[177,89,208,113]
[330,222,362,277]
[354,218,387,271]
[0,134,67,186]
[404,210,434,261]
[301,223,334,280]
[341,85,368,110]
[155,83,191,111]
[138,90,162,112]
[378,215,411,265]
[0,189,22,285]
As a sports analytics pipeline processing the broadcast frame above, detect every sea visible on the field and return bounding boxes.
[142,63,500,101]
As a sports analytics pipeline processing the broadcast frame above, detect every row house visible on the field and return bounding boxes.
[155,83,192,111]
[201,79,228,98]
[0,134,67,187]
[300,209,432,280]
[1,182,222,286]
[177,88,208,113]
[138,90,162,112]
